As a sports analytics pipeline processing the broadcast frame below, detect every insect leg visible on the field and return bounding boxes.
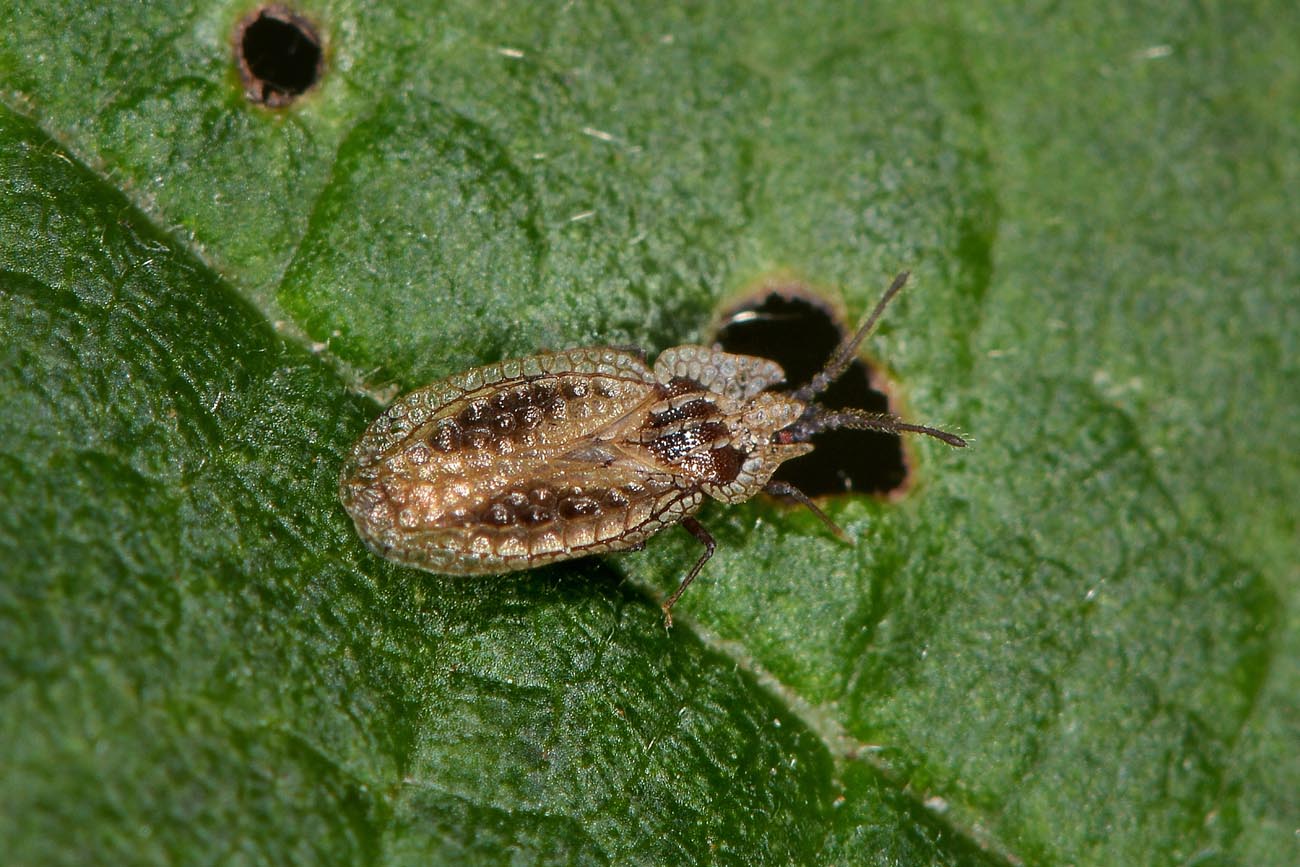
[763,480,847,540]
[661,517,715,627]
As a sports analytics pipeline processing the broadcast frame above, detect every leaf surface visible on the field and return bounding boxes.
[1,2,1294,865]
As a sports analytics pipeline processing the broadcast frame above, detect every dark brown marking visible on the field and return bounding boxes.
[464,427,494,450]
[705,446,744,484]
[519,505,555,526]
[563,378,590,399]
[559,496,602,519]
[484,503,516,526]
[663,377,707,398]
[646,397,720,430]
[430,421,460,452]
[517,406,545,429]
[501,491,530,510]
[602,489,631,508]
[531,381,558,404]
[460,398,490,425]
[545,398,568,420]
[647,421,729,464]
[493,413,517,434]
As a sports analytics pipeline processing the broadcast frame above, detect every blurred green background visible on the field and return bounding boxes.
[1,2,1295,864]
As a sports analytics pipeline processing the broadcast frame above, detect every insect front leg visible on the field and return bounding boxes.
[661,517,715,628]
[763,480,847,540]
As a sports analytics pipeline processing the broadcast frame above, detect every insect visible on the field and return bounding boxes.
[339,272,965,625]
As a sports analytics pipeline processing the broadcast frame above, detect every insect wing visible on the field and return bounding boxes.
[340,347,698,574]
[408,461,704,574]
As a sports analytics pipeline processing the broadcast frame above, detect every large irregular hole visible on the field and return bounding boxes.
[714,287,908,497]
[235,5,323,108]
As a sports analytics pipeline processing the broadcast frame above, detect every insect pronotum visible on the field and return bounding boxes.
[340,272,966,625]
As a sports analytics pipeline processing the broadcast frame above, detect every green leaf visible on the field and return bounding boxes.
[1,2,1295,866]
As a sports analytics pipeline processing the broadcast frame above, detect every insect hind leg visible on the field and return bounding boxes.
[661,517,715,628]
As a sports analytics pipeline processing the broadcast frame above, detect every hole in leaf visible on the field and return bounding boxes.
[714,287,909,497]
[235,5,323,108]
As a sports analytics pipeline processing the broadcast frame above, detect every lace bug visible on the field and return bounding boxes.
[340,272,965,625]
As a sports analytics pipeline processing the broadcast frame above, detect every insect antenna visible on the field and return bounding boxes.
[801,408,967,448]
[791,270,911,403]
[783,270,967,449]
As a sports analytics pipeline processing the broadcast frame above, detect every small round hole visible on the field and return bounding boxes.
[235,5,323,108]
[714,288,909,497]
